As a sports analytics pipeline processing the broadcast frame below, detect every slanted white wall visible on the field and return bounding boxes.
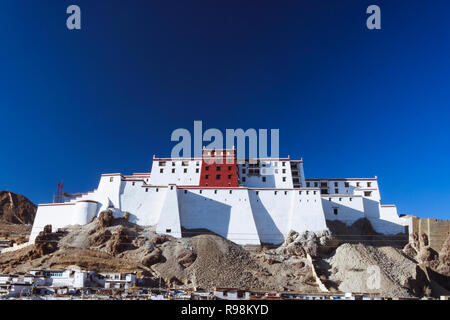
[322,195,366,225]
[369,205,407,234]
[178,188,260,245]
[120,182,166,225]
[248,189,295,244]
[289,189,328,233]
[156,185,182,237]
[29,204,76,242]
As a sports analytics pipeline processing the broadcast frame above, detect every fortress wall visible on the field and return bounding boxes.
[29,204,75,242]
[156,186,182,237]
[178,188,260,245]
[119,182,166,225]
[248,189,294,244]
[322,196,365,225]
[408,217,450,252]
[290,190,328,233]
[370,205,407,235]
[427,219,450,252]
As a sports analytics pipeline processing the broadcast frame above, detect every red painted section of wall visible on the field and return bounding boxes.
[198,149,239,187]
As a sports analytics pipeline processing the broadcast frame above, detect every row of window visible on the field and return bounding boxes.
[241,176,287,182]
[159,168,200,174]
[306,181,373,188]
[145,188,318,196]
[205,166,233,171]
[159,161,200,167]
[241,168,288,175]
[245,161,288,167]
[204,174,233,180]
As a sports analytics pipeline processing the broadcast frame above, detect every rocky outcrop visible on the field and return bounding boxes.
[105,226,134,255]
[98,210,114,228]
[437,235,450,276]
[274,230,332,258]
[0,191,36,225]
[142,249,163,267]
[33,225,59,257]
[177,250,197,268]
[151,234,170,245]
[90,229,112,247]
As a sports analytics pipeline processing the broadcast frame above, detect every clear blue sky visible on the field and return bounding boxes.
[0,1,449,219]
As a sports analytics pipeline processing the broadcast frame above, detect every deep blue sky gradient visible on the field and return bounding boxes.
[0,1,449,219]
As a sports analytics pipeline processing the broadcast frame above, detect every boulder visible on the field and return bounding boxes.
[98,210,114,228]
[33,224,58,257]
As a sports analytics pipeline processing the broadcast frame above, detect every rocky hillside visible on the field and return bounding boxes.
[0,191,36,225]
[1,211,447,298]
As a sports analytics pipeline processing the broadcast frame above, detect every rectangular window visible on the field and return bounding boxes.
[282,169,286,174]
[196,168,199,173]
[334,182,338,187]
[367,182,372,187]
[228,174,231,179]
[282,177,286,182]
[345,182,349,188]
[160,169,164,173]
[314,182,318,188]
[242,177,246,182]
[172,169,175,173]
[333,208,338,215]
[172,162,176,166]
[335,188,339,193]
[364,191,372,197]
[356,182,360,187]
[228,166,232,170]
[110,177,114,182]
[205,166,209,171]
[216,166,221,171]
[159,161,166,166]
[205,174,209,179]
[183,168,187,173]
[262,177,266,182]
[216,174,221,180]
[306,182,310,187]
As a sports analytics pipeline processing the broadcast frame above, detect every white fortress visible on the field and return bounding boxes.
[30,149,407,245]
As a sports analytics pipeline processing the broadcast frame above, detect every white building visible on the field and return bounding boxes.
[29,149,407,245]
[94,273,137,290]
[29,267,88,289]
